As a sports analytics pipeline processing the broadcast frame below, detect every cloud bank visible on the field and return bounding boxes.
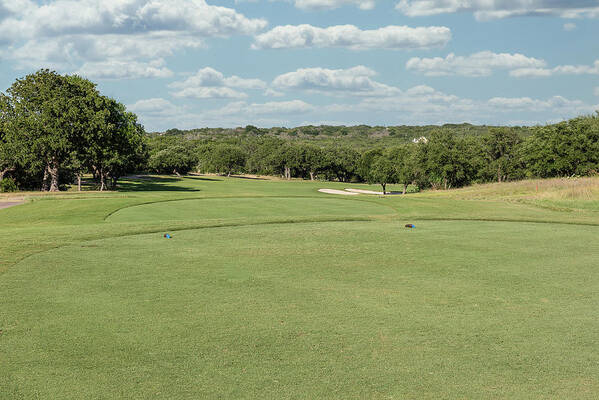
[252,24,451,50]
[395,0,599,20]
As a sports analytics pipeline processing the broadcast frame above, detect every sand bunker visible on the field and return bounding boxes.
[318,189,359,196]
[345,188,403,195]
[345,188,384,195]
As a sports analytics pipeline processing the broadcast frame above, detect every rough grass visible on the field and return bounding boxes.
[436,176,599,201]
[1,175,599,399]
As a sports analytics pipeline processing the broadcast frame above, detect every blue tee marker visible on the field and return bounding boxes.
[164,234,172,239]
[405,224,415,229]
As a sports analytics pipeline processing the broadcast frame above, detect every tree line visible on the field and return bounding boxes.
[147,113,599,193]
[2,70,598,193]
[0,70,146,192]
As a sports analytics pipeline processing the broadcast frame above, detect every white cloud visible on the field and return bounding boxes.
[225,100,315,115]
[237,0,376,10]
[77,59,173,79]
[509,68,553,78]
[510,60,599,77]
[173,87,250,100]
[290,0,376,10]
[264,88,285,97]
[128,97,315,129]
[0,0,267,41]
[488,96,595,115]
[252,24,451,50]
[128,98,182,117]
[322,88,598,126]
[5,32,204,76]
[563,23,577,31]
[169,67,267,99]
[0,0,267,78]
[406,51,546,77]
[595,87,599,96]
[326,85,475,117]
[133,97,302,130]
[130,88,599,131]
[273,66,399,96]
[395,0,599,20]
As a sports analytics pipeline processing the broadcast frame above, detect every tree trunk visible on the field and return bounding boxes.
[48,158,59,192]
[403,184,407,195]
[309,171,315,181]
[443,178,448,190]
[497,165,502,183]
[284,166,291,180]
[381,183,386,194]
[100,170,105,191]
[0,167,14,182]
[77,174,82,191]
[42,164,50,191]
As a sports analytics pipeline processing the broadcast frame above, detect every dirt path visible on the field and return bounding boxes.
[0,201,24,210]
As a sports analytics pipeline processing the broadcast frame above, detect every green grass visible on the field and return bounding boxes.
[1,175,599,399]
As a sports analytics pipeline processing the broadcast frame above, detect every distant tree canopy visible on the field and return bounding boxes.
[522,115,599,178]
[146,112,599,191]
[207,144,246,177]
[0,69,147,191]
[148,145,197,175]
[2,70,598,193]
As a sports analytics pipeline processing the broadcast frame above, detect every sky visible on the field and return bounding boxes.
[1,0,598,131]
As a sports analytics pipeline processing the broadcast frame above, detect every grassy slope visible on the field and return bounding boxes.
[1,176,599,399]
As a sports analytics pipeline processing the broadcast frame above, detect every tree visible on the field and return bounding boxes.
[0,114,16,183]
[358,148,384,182]
[302,144,325,180]
[269,143,304,180]
[244,125,263,135]
[323,145,360,182]
[244,136,285,175]
[102,109,148,188]
[484,128,522,182]
[209,144,246,176]
[0,70,96,191]
[387,145,418,194]
[422,130,471,189]
[366,155,397,194]
[523,114,599,178]
[149,145,196,176]
[1,70,147,191]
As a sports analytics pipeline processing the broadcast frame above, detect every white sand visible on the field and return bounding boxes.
[345,188,403,195]
[318,189,359,196]
[345,188,384,195]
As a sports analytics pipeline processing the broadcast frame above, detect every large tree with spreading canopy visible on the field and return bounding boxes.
[0,69,146,191]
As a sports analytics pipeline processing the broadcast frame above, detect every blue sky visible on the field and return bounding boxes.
[1,0,598,131]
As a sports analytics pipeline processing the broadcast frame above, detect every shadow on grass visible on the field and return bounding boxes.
[230,175,268,180]
[117,175,205,192]
[184,176,223,182]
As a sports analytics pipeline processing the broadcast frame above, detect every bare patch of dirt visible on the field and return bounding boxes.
[0,201,24,210]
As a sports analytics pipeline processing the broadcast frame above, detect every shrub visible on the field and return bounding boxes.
[0,177,18,192]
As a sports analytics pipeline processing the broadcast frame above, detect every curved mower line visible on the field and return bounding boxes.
[13,216,375,270]
[103,194,400,222]
[15,215,599,272]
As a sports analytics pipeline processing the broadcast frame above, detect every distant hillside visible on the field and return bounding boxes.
[149,123,533,144]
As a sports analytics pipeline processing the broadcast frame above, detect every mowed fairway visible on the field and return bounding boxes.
[1,176,599,399]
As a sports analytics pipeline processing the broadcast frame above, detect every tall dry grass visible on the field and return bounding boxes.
[429,176,599,201]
